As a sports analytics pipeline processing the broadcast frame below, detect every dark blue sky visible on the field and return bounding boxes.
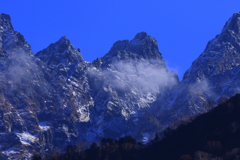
[1,1,240,79]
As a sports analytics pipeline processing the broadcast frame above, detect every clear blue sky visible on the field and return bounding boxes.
[1,1,240,79]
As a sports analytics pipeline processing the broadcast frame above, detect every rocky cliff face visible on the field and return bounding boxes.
[0,13,50,158]
[0,13,94,159]
[2,12,240,159]
[159,12,240,126]
[0,13,179,159]
[87,31,179,141]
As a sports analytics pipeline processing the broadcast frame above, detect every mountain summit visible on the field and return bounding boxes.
[222,12,240,34]
[0,13,13,31]
[105,31,162,63]
[36,36,84,65]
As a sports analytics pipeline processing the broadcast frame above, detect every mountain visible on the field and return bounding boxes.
[0,13,178,159]
[1,12,240,159]
[157,12,240,127]
[86,31,179,141]
[0,13,94,159]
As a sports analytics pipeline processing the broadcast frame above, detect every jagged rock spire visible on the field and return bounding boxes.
[0,13,33,56]
[36,36,84,66]
[222,12,240,34]
[133,31,148,40]
[0,13,14,32]
[104,31,163,65]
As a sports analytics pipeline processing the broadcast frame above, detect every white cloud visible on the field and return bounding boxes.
[88,59,179,96]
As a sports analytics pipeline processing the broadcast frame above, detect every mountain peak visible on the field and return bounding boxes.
[36,36,74,56]
[222,12,240,34]
[105,32,162,60]
[58,36,70,44]
[0,13,11,22]
[54,36,71,51]
[133,31,148,40]
[0,13,13,31]
[36,36,84,65]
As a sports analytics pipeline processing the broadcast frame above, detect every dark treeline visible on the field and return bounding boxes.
[33,135,142,160]
[33,94,240,160]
